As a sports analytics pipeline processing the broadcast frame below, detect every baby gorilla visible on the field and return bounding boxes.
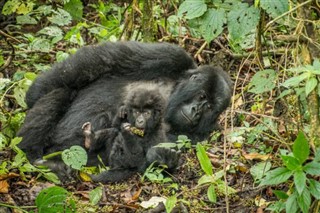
[82,83,178,183]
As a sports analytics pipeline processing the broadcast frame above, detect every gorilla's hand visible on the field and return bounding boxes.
[146,146,180,171]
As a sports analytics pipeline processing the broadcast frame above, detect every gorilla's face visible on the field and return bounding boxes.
[165,66,232,140]
[165,71,215,132]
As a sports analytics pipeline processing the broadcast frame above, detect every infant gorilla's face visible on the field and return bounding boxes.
[131,108,152,129]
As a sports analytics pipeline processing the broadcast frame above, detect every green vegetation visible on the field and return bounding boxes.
[1,0,320,212]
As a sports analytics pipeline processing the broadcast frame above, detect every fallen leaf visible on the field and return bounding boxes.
[140,196,166,209]
[0,180,9,193]
[242,152,271,161]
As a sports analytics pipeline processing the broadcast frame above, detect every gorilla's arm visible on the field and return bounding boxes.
[26,42,196,108]
[18,88,74,162]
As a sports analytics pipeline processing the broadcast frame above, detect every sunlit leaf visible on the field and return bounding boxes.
[199,9,225,42]
[62,145,87,170]
[297,189,311,213]
[165,196,177,213]
[248,69,277,94]
[260,167,293,186]
[286,193,299,213]
[294,170,306,195]
[207,184,217,203]
[305,77,317,96]
[196,143,213,175]
[178,0,207,19]
[303,161,320,175]
[309,179,320,199]
[293,131,309,164]
[89,186,103,205]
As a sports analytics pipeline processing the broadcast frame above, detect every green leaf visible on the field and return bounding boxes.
[89,186,103,205]
[196,143,213,175]
[36,186,73,213]
[313,58,320,70]
[297,188,311,213]
[42,172,61,184]
[309,179,320,199]
[293,132,309,164]
[273,190,289,200]
[14,79,33,108]
[303,161,320,175]
[260,167,293,186]
[294,170,306,195]
[64,0,83,21]
[62,145,87,170]
[207,184,217,203]
[281,155,301,171]
[38,26,63,37]
[2,0,19,15]
[282,73,309,88]
[199,9,225,42]
[248,69,277,94]
[260,0,289,20]
[227,3,259,42]
[250,161,271,182]
[165,195,177,213]
[178,0,207,19]
[48,8,72,26]
[305,77,318,96]
[30,38,52,52]
[285,193,299,213]
[197,174,215,186]
[16,14,38,25]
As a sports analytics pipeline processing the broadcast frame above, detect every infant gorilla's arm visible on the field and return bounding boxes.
[84,85,179,183]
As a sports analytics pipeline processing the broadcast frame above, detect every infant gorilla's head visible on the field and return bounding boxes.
[124,87,166,134]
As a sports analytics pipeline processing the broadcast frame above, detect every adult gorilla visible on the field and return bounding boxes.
[17,41,232,167]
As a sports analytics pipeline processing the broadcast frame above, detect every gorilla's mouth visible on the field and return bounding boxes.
[180,109,193,125]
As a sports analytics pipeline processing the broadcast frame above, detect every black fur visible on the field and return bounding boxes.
[17,42,232,182]
[86,86,172,183]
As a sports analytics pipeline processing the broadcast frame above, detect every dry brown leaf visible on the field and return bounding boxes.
[242,152,271,161]
[0,180,9,193]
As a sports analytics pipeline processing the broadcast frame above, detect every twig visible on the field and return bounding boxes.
[223,110,230,213]
[0,30,21,43]
[194,41,207,59]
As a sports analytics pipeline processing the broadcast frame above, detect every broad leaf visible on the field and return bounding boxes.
[165,196,177,213]
[227,3,259,42]
[260,167,293,186]
[48,8,72,26]
[199,9,225,42]
[64,0,83,21]
[292,132,309,164]
[36,186,74,213]
[89,186,103,205]
[249,69,277,94]
[207,184,217,203]
[294,170,306,195]
[260,0,289,22]
[281,155,301,171]
[297,189,311,213]
[286,193,299,213]
[303,161,320,175]
[38,26,63,37]
[305,77,317,96]
[62,145,87,170]
[273,190,289,200]
[250,161,271,182]
[178,0,207,19]
[282,73,309,88]
[198,174,215,186]
[309,179,320,199]
[196,143,213,175]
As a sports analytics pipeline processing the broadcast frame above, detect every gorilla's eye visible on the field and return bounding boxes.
[189,74,198,81]
[200,94,206,100]
[207,104,212,109]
